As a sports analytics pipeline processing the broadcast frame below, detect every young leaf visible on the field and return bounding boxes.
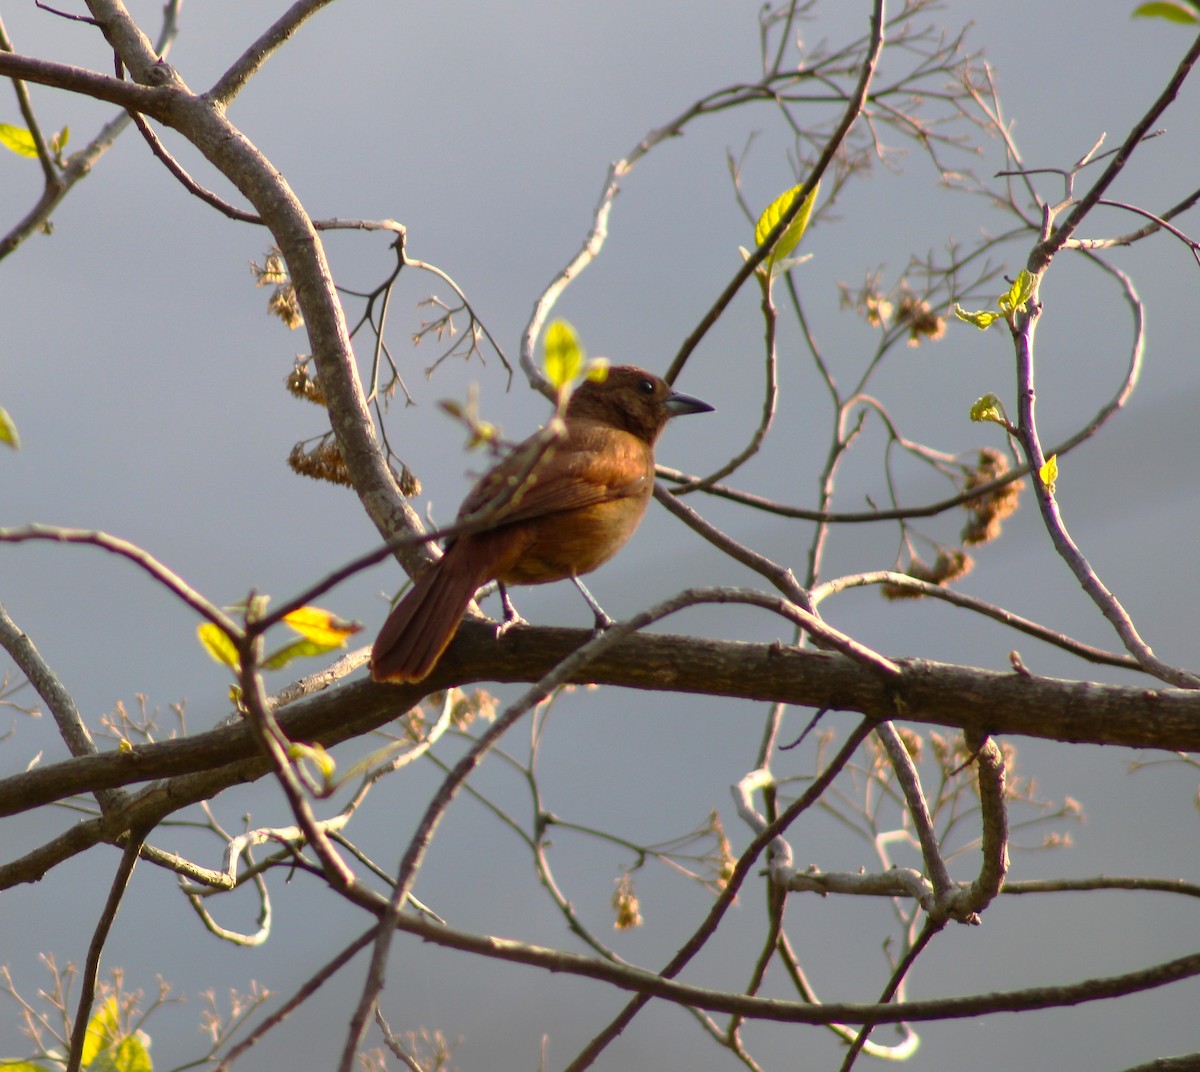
[999,269,1036,316]
[282,605,362,646]
[543,320,585,389]
[262,636,339,670]
[954,304,1003,330]
[754,180,820,274]
[969,393,1007,425]
[81,997,120,1069]
[197,623,241,670]
[86,1033,153,1072]
[1133,0,1199,22]
[0,406,20,449]
[288,741,336,780]
[1039,454,1059,494]
[0,123,38,158]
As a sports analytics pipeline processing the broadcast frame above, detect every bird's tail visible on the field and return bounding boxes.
[370,546,486,682]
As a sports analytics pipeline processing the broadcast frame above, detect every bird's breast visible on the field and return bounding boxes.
[494,490,652,585]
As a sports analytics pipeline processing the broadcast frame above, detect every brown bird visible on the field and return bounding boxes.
[370,366,713,683]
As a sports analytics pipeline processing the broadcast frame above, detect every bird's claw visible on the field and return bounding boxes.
[496,612,527,638]
[590,610,617,635]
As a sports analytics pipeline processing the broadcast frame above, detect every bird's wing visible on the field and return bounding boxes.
[457,422,653,528]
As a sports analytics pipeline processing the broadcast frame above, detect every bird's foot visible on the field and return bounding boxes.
[589,608,617,635]
[496,582,526,637]
[572,575,616,635]
[496,611,528,638]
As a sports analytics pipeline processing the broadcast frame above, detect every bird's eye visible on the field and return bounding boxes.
[637,378,655,395]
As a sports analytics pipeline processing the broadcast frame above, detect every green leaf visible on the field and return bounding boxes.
[998,269,1036,316]
[0,1060,53,1071]
[0,123,38,158]
[754,180,820,274]
[50,126,70,155]
[0,406,20,450]
[969,393,1007,425]
[1133,1,1199,22]
[543,320,585,389]
[196,623,241,670]
[954,305,1003,330]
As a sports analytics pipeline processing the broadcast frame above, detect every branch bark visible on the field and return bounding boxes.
[1,621,1196,842]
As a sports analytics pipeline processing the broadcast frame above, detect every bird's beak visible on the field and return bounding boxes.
[665,389,715,417]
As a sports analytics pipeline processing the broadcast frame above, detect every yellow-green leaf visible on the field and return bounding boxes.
[543,320,585,389]
[86,1032,153,1072]
[81,997,120,1069]
[0,123,37,158]
[197,623,241,669]
[0,406,19,450]
[754,180,820,273]
[954,304,1003,330]
[288,741,336,780]
[0,1061,51,1071]
[1039,454,1059,493]
[969,393,1006,425]
[998,269,1036,316]
[1133,0,1199,22]
[282,605,362,646]
[262,636,341,670]
[584,357,610,383]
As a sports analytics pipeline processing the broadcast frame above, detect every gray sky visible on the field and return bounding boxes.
[4,2,1200,1069]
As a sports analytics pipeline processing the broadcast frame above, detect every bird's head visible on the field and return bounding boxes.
[566,365,713,444]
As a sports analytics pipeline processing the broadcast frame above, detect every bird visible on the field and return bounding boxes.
[370,365,714,683]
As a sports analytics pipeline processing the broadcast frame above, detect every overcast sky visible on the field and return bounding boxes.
[4,3,1200,1070]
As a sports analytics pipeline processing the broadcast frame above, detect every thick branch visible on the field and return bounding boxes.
[2,622,1198,837]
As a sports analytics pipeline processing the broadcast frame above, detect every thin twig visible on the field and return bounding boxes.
[1032,31,1200,269]
[212,928,375,1071]
[208,0,339,105]
[64,832,143,1072]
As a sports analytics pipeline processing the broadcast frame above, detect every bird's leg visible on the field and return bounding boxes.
[571,575,616,633]
[495,581,527,637]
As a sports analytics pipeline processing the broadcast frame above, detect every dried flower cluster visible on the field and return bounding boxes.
[895,292,946,346]
[962,447,1021,545]
[881,546,974,600]
[250,248,304,330]
[285,363,326,406]
[287,437,420,495]
[611,873,644,930]
[838,276,946,346]
[287,437,352,486]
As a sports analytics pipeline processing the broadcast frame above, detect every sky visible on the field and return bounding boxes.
[3,2,1200,1070]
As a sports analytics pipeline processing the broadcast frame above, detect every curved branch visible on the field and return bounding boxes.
[392,906,1200,1028]
[0,50,169,113]
[0,525,238,634]
[812,570,1141,670]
